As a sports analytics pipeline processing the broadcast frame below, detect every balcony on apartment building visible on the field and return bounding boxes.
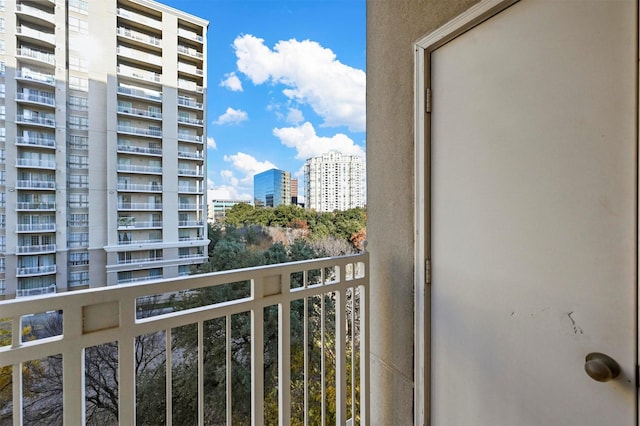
[117,46,163,67]
[15,243,56,254]
[117,85,162,102]
[15,135,55,149]
[177,150,204,160]
[116,8,162,30]
[15,283,55,298]
[15,114,55,129]
[178,96,203,110]
[15,91,55,107]
[15,158,56,169]
[16,222,56,232]
[116,164,162,175]
[117,255,164,266]
[15,202,55,211]
[177,61,204,77]
[117,124,162,138]
[0,252,368,424]
[16,47,55,66]
[178,27,204,43]
[117,220,163,230]
[117,105,162,120]
[15,179,55,190]
[16,264,56,277]
[177,133,203,143]
[116,27,162,48]
[117,144,162,156]
[117,202,163,211]
[15,69,55,86]
[15,3,55,25]
[117,65,162,84]
[177,44,204,60]
[16,26,55,46]
[117,182,162,192]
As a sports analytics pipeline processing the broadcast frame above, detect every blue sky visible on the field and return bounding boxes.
[159,0,366,202]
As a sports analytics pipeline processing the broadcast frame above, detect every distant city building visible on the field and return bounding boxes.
[291,178,299,205]
[0,0,208,298]
[209,199,250,223]
[253,169,291,207]
[304,151,365,212]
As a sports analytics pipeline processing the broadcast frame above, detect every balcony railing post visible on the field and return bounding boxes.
[119,299,136,424]
[278,273,291,426]
[63,307,86,424]
[251,278,264,426]
[335,287,347,425]
[360,254,370,425]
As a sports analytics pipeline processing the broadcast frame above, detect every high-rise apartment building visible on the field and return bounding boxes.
[253,168,291,208]
[290,178,298,205]
[0,0,209,298]
[304,151,365,212]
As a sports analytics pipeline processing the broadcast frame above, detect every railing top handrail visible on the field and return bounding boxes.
[0,252,368,315]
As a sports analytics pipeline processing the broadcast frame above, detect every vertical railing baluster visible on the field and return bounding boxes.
[198,320,204,425]
[335,287,346,425]
[359,256,370,424]
[12,362,22,426]
[226,314,232,425]
[320,292,326,425]
[12,314,23,426]
[303,296,309,426]
[279,273,291,425]
[351,286,356,423]
[166,328,173,426]
[119,298,136,424]
[251,278,264,426]
[62,305,85,424]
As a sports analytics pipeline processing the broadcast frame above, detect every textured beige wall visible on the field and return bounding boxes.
[366,1,480,423]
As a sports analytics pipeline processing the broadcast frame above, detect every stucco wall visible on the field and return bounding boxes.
[366,1,480,423]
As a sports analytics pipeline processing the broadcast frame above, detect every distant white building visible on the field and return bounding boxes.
[304,151,365,212]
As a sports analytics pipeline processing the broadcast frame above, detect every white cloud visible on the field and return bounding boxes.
[233,35,365,132]
[207,136,217,149]
[286,108,304,125]
[223,152,277,185]
[220,72,243,92]
[208,187,252,201]
[213,107,248,125]
[273,122,365,160]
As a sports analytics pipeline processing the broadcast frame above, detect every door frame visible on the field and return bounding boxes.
[412,0,639,424]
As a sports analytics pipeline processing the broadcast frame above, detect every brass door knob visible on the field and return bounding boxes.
[585,352,620,382]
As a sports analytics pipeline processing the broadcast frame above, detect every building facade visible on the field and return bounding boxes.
[0,0,209,297]
[253,168,291,208]
[304,151,364,212]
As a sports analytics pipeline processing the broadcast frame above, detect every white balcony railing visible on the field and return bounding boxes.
[117,8,162,28]
[116,27,161,47]
[117,86,162,102]
[15,4,55,24]
[15,69,55,85]
[178,97,203,110]
[117,106,162,120]
[16,264,56,276]
[178,28,204,43]
[0,253,369,425]
[16,47,55,65]
[15,283,56,298]
[117,183,162,192]
[16,223,56,232]
[16,26,55,45]
[16,136,55,148]
[16,92,55,106]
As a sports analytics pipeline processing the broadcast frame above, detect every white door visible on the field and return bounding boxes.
[429,1,637,425]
